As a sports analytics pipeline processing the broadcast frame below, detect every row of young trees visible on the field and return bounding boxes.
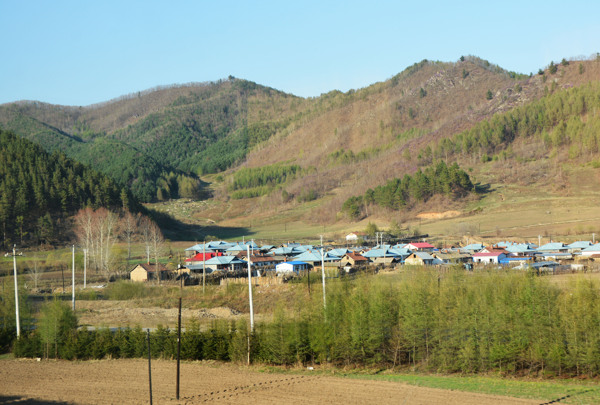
[342,161,473,219]
[12,269,600,376]
[229,163,301,191]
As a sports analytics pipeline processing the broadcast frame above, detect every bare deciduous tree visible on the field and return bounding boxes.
[74,207,119,280]
[121,210,140,260]
[149,221,164,284]
[27,257,42,289]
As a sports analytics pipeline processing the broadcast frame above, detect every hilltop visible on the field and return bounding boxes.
[0,79,310,202]
[2,56,600,241]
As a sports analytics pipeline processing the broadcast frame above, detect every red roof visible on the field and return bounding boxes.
[185,252,220,262]
[473,252,504,257]
[406,242,435,248]
[345,252,368,261]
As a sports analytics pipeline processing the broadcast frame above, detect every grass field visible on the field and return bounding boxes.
[341,373,600,404]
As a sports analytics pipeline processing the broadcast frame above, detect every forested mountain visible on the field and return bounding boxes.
[2,56,600,231]
[0,130,134,247]
[0,79,308,202]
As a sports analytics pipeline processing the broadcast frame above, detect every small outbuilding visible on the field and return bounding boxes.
[130,263,170,282]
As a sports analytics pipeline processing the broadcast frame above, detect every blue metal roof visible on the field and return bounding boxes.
[582,243,600,253]
[205,256,246,265]
[294,251,339,262]
[567,241,592,249]
[363,248,400,258]
[537,242,567,251]
[463,243,485,251]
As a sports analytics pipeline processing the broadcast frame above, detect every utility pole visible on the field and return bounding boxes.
[247,245,255,366]
[202,242,206,294]
[83,249,87,289]
[176,297,182,400]
[12,245,20,338]
[72,245,75,311]
[247,246,254,331]
[321,248,326,310]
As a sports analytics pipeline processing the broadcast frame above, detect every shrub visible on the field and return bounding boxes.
[105,280,150,300]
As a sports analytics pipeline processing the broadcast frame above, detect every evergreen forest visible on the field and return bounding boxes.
[0,130,134,247]
[342,161,474,219]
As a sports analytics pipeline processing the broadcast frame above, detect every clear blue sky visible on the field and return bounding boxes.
[1,0,599,106]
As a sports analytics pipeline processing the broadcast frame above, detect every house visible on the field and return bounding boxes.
[479,246,509,254]
[505,243,538,257]
[340,252,369,267]
[244,255,283,268]
[462,243,485,252]
[276,261,311,275]
[472,251,507,264]
[432,252,472,264]
[581,243,600,257]
[404,252,435,266]
[329,248,353,257]
[567,241,592,253]
[185,251,221,263]
[204,256,247,272]
[404,242,435,252]
[293,250,340,267]
[537,252,573,261]
[130,263,170,282]
[537,242,568,252]
[346,232,365,243]
[184,240,236,255]
[273,246,304,256]
[362,248,402,260]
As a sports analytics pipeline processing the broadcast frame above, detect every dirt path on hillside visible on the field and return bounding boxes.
[0,359,542,405]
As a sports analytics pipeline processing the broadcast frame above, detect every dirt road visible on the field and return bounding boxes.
[0,358,542,405]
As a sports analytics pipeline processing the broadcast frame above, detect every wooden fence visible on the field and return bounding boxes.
[220,276,283,286]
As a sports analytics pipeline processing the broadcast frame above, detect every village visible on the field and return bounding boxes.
[129,232,600,284]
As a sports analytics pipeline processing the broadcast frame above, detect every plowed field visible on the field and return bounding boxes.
[0,359,540,404]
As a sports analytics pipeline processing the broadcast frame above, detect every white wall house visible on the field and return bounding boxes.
[275,261,311,275]
[472,252,506,264]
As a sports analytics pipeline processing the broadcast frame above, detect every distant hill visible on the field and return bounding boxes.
[0,129,134,247]
[0,79,308,202]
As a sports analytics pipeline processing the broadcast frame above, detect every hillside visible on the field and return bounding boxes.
[190,57,600,242]
[0,129,134,247]
[3,56,600,241]
[0,79,310,202]
[218,58,599,215]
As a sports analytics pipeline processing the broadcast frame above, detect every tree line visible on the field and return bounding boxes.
[11,268,600,377]
[430,82,600,163]
[342,161,473,219]
[228,163,301,200]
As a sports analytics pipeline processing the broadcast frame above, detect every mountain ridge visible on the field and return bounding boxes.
[2,56,600,239]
